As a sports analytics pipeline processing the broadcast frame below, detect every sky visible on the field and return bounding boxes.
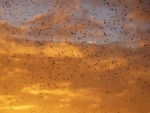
[0,0,150,113]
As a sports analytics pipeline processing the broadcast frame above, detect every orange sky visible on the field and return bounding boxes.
[0,0,150,113]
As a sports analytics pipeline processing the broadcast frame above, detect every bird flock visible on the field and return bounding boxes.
[0,0,150,113]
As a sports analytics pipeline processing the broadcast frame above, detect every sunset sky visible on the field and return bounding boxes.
[0,0,150,113]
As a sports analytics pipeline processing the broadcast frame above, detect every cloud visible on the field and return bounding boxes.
[0,105,36,110]
[0,41,150,113]
[0,68,27,80]
[0,37,83,58]
[21,83,101,102]
[21,12,103,41]
[127,12,150,22]
[0,95,16,105]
